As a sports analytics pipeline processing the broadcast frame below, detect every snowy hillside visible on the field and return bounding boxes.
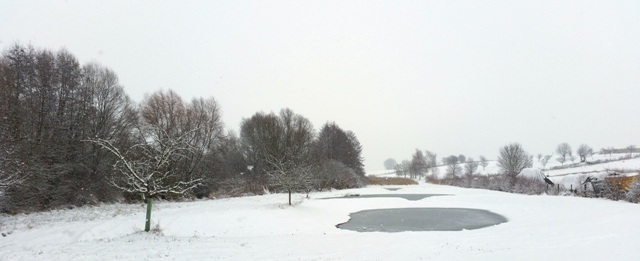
[2,182,640,260]
[370,153,640,188]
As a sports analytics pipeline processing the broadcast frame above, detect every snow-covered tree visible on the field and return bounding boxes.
[265,154,313,205]
[88,129,203,231]
[88,90,223,231]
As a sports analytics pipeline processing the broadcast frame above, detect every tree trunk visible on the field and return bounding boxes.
[145,197,152,232]
[288,189,292,205]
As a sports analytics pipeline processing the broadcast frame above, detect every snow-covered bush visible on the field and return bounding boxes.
[625,177,640,203]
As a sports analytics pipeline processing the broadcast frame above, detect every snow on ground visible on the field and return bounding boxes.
[2,183,640,260]
[369,153,640,189]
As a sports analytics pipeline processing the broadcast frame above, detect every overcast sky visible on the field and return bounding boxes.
[1,0,639,171]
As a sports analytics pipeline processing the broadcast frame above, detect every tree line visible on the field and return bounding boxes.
[0,44,366,213]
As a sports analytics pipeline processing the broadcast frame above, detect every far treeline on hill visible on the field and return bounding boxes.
[0,44,366,213]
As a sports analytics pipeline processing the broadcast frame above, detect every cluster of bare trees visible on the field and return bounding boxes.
[0,44,138,213]
[0,44,366,214]
[238,111,366,204]
[555,143,595,166]
[394,149,438,179]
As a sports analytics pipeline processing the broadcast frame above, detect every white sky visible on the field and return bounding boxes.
[1,0,639,171]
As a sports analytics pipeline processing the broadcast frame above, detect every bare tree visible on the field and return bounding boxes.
[458,154,466,164]
[87,90,223,231]
[497,143,533,184]
[463,158,479,187]
[537,153,542,162]
[576,144,593,163]
[87,129,203,231]
[409,149,427,178]
[556,156,566,166]
[464,158,479,176]
[627,145,636,156]
[445,155,461,178]
[540,155,552,169]
[383,158,397,170]
[424,150,437,169]
[556,143,572,163]
[265,154,313,205]
[479,155,489,170]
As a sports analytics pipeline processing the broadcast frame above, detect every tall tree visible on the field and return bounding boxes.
[409,149,427,178]
[240,108,315,191]
[314,122,365,176]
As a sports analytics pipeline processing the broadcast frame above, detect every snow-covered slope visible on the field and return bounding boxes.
[2,183,640,260]
[369,153,640,188]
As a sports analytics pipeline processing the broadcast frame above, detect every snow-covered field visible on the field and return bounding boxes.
[371,153,640,189]
[2,182,640,260]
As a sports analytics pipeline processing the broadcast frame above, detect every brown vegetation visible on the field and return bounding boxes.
[367,176,418,186]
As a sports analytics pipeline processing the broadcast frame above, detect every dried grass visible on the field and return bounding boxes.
[367,176,418,186]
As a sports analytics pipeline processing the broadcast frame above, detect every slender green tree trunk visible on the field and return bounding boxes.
[145,197,152,232]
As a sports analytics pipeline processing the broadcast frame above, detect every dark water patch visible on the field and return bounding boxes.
[323,194,448,201]
[336,208,507,232]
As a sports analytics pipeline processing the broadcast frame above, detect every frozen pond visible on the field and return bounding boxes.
[337,208,507,232]
[324,194,448,201]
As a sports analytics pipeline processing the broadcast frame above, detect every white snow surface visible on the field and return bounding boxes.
[2,182,640,260]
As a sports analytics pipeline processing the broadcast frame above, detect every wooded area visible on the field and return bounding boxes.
[0,44,366,213]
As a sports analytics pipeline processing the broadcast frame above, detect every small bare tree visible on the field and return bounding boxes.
[87,128,203,231]
[556,143,572,163]
[576,144,593,163]
[445,155,461,178]
[497,143,533,185]
[556,156,566,166]
[479,155,489,170]
[628,145,636,156]
[463,158,479,187]
[424,150,437,174]
[541,155,552,169]
[265,154,313,205]
[464,158,479,175]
